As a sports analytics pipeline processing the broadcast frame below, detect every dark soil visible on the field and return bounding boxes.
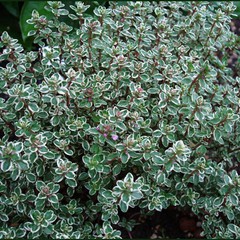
[118,207,203,239]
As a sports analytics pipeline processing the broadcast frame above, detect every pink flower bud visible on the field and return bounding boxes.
[111,135,119,141]
[137,87,143,93]
[103,133,108,138]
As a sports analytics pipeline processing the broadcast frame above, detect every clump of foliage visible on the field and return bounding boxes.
[0,1,239,239]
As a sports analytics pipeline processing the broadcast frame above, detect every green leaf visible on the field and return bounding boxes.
[147,88,159,94]
[151,151,164,165]
[182,77,192,84]
[141,74,149,81]
[29,152,38,162]
[112,164,122,176]
[156,172,166,184]
[11,168,21,181]
[30,209,41,221]
[36,163,45,176]
[16,228,26,238]
[43,151,55,159]
[225,208,235,221]
[167,132,175,142]
[162,135,169,148]
[69,13,78,20]
[123,172,134,183]
[131,191,143,200]
[115,143,125,151]
[18,160,29,170]
[37,111,49,119]
[82,140,90,151]
[94,99,107,108]
[64,149,74,156]
[39,146,48,154]
[54,175,64,183]
[4,113,16,121]
[0,213,9,222]
[28,102,39,113]
[20,1,53,41]
[195,111,203,121]
[15,101,24,111]
[213,128,224,144]
[15,129,24,137]
[44,225,54,235]
[234,2,240,18]
[165,160,174,172]
[65,178,77,188]
[1,2,20,18]
[120,152,130,164]
[153,130,162,138]
[36,180,45,191]
[50,115,60,126]
[65,171,75,180]
[15,142,23,152]
[116,122,127,132]
[78,172,88,181]
[31,223,40,234]
[117,100,129,108]
[26,173,37,183]
[51,184,60,193]
[0,184,7,192]
[44,210,56,222]
[228,194,238,206]
[35,197,45,210]
[224,175,232,185]
[1,160,12,172]
[119,200,128,212]
[67,186,75,197]
[58,9,69,16]
[143,152,151,160]
[224,122,232,133]
[0,80,6,89]
[179,107,190,115]
[88,127,100,135]
[17,65,26,73]
[48,194,58,204]
[228,224,240,235]
[213,197,224,207]
[101,189,113,199]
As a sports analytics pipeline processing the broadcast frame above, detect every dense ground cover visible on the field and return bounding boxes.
[0,1,240,239]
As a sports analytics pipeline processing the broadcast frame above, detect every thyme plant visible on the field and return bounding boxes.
[0,1,240,238]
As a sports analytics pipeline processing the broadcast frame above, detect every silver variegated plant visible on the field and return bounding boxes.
[0,1,239,239]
